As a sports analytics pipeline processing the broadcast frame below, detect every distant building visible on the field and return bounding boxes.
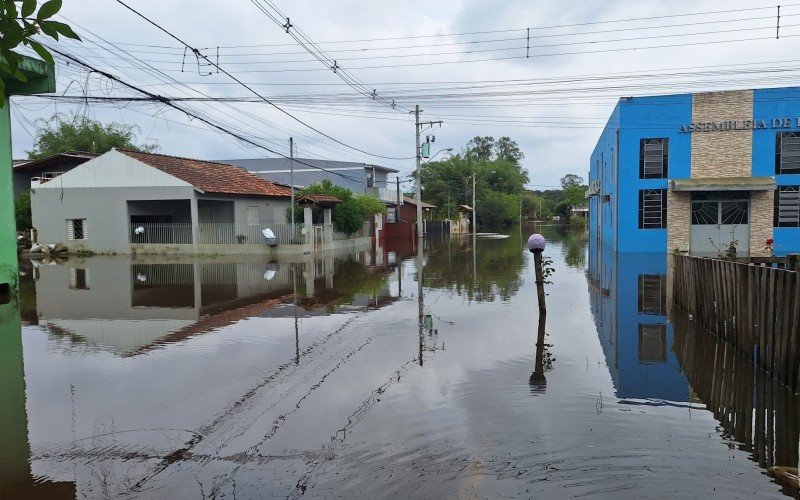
[31,149,292,254]
[12,151,97,197]
[451,204,472,234]
[589,87,800,257]
[398,196,436,223]
[224,157,399,204]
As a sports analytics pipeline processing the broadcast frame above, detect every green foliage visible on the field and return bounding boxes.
[14,189,31,229]
[291,180,382,236]
[560,173,585,189]
[355,194,386,219]
[0,0,81,107]
[28,113,158,159]
[564,185,587,206]
[332,198,363,236]
[420,136,529,228]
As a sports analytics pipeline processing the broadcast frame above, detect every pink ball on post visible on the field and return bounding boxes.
[527,234,546,253]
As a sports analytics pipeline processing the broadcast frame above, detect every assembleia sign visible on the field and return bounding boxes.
[679,117,800,133]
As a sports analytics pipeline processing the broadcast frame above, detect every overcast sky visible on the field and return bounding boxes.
[10,0,800,189]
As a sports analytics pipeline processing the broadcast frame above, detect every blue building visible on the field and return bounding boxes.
[589,87,800,256]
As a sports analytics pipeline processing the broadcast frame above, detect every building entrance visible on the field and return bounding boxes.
[689,191,750,256]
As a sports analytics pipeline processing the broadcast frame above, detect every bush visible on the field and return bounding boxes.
[15,191,32,230]
[333,199,364,236]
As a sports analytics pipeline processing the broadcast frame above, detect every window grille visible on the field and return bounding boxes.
[638,324,667,364]
[776,132,800,174]
[246,206,260,225]
[66,219,86,240]
[775,186,800,227]
[639,138,669,179]
[638,189,667,229]
[638,275,666,315]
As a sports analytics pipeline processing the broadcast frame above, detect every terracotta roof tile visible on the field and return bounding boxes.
[118,149,292,198]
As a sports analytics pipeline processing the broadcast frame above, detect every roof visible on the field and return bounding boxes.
[13,150,98,173]
[458,204,473,212]
[670,176,776,192]
[403,196,436,209]
[225,157,399,174]
[296,194,342,208]
[119,149,292,197]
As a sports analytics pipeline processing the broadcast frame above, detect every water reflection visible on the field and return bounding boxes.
[589,235,800,495]
[30,250,400,357]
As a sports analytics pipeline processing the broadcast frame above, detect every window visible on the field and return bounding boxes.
[246,206,260,225]
[638,275,666,315]
[638,189,667,229]
[776,132,800,174]
[69,268,89,290]
[638,324,667,364]
[41,171,65,180]
[775,186,800,227]
[639,138,669,179]
[66,219,86,240]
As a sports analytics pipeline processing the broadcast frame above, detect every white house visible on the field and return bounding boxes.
[30,149,293,255]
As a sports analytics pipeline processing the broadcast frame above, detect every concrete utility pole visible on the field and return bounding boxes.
[396,176,401,222]
[411,105,443,240]
[472,173,476,234]
[289,137,295,232]
[414,105,423,240]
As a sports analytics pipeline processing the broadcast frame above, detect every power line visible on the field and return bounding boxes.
[113,0,413,161]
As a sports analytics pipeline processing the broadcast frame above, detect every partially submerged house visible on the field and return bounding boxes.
[30,149,293,254]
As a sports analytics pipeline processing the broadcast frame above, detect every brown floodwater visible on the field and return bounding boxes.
[0,224,797,499]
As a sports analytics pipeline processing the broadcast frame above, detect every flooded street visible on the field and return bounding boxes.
[1,225,798,498]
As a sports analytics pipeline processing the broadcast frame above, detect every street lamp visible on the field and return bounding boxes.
[472,170,495,234]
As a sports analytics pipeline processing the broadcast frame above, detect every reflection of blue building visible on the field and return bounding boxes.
[589,87,800,257]
[588,244,688,401]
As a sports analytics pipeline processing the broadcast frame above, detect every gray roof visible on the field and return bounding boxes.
[223,157,398,190]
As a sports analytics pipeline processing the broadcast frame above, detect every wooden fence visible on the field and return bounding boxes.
[673,254,800,391]
[673,313,800,481]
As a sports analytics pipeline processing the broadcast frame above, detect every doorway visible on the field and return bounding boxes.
[689,191,750,256]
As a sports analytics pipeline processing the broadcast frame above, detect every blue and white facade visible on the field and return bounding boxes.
[589,87,800,257]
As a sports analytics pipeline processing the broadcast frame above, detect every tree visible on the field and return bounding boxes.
[332,199,363,237]
[496,136,524,164]
[290,180,385,236]
[419,136,529,227]
[28,113,158,159]
[560,173,585,189]
[0,0,81,107]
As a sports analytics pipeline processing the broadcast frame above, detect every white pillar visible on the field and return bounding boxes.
[323,207,333,244]
[303,207,313,246]
[190,196,199,246]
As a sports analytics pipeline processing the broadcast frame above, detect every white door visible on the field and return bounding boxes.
[690,192,750,256]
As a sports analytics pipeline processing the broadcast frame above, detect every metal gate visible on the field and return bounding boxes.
[689,191,750,256]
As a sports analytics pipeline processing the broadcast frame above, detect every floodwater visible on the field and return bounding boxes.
[1,225,798,499]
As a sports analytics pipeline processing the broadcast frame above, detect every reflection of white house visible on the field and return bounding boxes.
[35,257,295,355]
[30,149,293,254]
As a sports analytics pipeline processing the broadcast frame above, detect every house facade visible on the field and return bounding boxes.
[31,149,293,254]
[12,151,96,197]
[224,157,399,204]
[589,87,800,257]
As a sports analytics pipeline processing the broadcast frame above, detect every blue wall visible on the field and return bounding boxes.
[589,104,621,253]
[590,94,692,253]
[617,94,692,252]
[753,87,800,255]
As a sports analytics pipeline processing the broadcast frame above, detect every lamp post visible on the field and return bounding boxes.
[471,170,495,234]
[527,233,547,314]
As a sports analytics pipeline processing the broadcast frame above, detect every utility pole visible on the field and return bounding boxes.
[411,104,442,240]
[396,176,401,223]
[472,173,476,234]
[414,105,422,240]
[289,137,295,234]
